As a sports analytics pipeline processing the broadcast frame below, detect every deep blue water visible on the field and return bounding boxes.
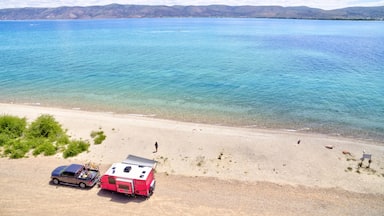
[0,18,383,142]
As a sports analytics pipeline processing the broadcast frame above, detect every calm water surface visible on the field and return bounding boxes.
[0,18,383,142]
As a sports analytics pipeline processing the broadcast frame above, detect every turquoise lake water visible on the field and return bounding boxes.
[0,18,383,142]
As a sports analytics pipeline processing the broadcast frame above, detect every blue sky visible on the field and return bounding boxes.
[0,0,383,9]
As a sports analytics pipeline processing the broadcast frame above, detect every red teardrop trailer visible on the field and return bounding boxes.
[99,155,157,197]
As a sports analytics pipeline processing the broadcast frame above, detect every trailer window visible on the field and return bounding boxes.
[108,176,116,184]
[118,184,130,190]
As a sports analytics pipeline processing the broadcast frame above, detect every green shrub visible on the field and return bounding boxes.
[94,134,106,144]
[90,131,97,138]
[1,114,93,159]
[0,115,27,139]
[55,134,70,146]
[0,133,10,146]
[63,140,90,158]
[90,130,106,145]
[26,115,65,139]
[10,149,27,159]
[24,137,43,149]
[32,140,57,156]
[3,139,30,159]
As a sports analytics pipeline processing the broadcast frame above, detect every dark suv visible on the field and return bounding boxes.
[51,163,100,188]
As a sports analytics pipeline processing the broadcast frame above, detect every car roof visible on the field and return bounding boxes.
[65,164,83,173]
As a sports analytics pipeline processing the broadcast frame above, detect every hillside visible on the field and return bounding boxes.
[0,4,383,20]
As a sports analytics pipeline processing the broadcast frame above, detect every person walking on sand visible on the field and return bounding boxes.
[154,142,158,153]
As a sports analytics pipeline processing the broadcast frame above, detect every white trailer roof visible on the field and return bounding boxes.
[122,155,157,168]
[105,162,152,180]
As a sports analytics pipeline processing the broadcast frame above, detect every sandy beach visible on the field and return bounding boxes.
[1,103,384,215]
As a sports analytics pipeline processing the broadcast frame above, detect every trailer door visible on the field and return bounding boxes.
[116,178,134,194]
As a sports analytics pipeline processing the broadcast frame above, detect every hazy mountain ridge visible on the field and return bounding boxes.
[0,4,383,20]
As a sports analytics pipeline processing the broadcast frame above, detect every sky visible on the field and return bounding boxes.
[0,0,383,10]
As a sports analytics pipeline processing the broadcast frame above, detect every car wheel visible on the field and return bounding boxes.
[79,182,86,189]
[52,178,60,185]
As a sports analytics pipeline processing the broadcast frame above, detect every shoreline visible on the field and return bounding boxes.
[1,102,384,195]
[4,101,384,145]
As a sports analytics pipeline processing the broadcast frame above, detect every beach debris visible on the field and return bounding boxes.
[325,145,334,149]
[343,150,356,161]
[342,150,352,156]
[196,156,205,167]
[217,152,223,160]
[273,168,279,174]
[297,139,301,144]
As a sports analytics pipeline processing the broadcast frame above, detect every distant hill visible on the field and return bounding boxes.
[0,4,383,20]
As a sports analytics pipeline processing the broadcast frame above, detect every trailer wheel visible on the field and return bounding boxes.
[52,178,59,185]
[147,189,153,198]
[79,182,86,189]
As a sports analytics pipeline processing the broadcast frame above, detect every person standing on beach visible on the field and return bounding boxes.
[154,142,158,153]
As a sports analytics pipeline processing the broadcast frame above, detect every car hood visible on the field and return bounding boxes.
[51,165,67,177]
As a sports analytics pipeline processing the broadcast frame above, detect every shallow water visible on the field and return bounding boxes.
[0,18,383,141]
